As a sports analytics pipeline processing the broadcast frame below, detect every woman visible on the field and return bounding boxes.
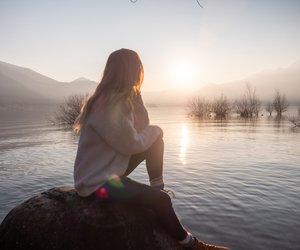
[73,48,229,250]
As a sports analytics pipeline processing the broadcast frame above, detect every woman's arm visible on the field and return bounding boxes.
[88,100,162,156]
[132,92,149,132]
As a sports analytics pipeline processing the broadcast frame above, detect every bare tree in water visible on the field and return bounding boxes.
[49,94,86,128]
[288,117,300,127]
[234,84,261,118]
[265,103,274,116]
[273,90,289,117]
[188,97,211,118]
[211,94,231,118]
[287,105,300,127]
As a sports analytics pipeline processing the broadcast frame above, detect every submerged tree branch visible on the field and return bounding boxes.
[129,0,204,8]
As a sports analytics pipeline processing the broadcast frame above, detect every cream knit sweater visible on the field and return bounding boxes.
[74,95,161,197]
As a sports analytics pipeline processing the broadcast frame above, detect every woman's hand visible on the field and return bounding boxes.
[132,93,150,132]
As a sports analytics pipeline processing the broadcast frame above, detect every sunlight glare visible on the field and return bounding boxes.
[177,63,192,80]
[171,61,198,89]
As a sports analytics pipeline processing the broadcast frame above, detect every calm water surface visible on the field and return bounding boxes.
[0,106,300,250]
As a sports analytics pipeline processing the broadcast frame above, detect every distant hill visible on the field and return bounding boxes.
[0,61,97,105]
[1,60,299,107]
[143,61,300,106]
[198,60,300,103]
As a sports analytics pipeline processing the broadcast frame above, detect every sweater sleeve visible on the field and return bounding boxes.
[132,92,149,132]
[88,102,162,156]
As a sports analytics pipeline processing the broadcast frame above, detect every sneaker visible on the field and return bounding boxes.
[162,188,176,198]
[190,237,230,250]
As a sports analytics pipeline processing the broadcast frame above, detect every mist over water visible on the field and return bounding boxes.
[0,106,300,250]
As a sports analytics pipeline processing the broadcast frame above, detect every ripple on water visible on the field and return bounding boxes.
[1,107,300,250]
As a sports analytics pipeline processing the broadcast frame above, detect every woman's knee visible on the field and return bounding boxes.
[149,135,164,152]
[156,132,164,144]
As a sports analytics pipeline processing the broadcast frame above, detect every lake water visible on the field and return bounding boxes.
[0,106,300,250]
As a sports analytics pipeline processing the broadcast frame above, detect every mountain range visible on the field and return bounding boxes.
[144,61,300,105]
[0,61,97,105]
[0,60,299,106]
[198,60,300,103]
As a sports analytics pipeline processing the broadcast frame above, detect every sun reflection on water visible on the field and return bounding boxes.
[179,124,189,165]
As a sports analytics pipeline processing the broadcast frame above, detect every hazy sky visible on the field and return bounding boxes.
[1,0,300,91]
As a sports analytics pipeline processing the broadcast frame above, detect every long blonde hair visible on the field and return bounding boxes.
[73,48,144,133]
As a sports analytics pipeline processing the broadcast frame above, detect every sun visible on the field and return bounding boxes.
[171,61,198,89]
[176,63,192,80]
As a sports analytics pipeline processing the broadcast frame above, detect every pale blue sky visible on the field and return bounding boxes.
[1,0,300,91]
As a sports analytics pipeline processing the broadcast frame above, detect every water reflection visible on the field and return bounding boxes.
[1,106,300,250]
[179,124,189,165]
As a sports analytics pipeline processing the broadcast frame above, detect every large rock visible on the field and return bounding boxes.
[0,186,184,250]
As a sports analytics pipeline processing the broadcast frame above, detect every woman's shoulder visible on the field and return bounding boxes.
[89,96,132,120]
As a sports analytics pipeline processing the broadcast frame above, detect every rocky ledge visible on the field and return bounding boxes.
[0,186,184,250]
